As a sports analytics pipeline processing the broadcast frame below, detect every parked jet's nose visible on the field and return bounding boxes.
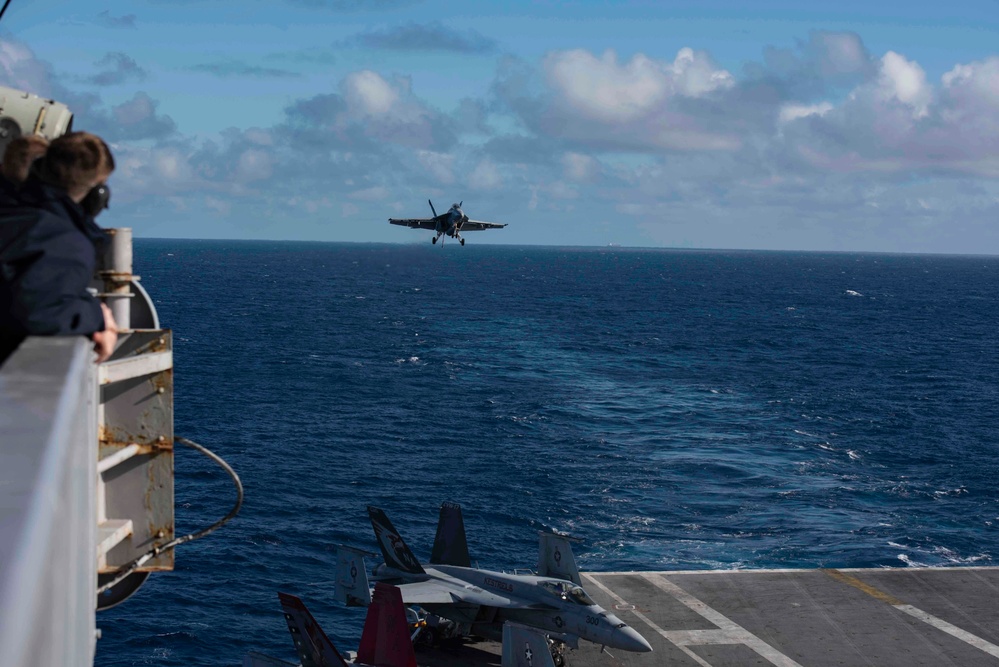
[614,625,653,652]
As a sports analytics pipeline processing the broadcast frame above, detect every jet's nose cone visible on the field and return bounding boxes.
[616,625,653,653]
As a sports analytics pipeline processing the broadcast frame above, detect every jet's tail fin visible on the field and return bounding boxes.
[430,501,471,567]
[502,622,556,667]
[368,506,426,575]
[428,199,438,217]
[334,545,372,607]
[356,583,418,667]
[537,532,582,585]
[277,592,351,667]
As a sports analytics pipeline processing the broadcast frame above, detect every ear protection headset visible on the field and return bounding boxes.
[81,182,111,217]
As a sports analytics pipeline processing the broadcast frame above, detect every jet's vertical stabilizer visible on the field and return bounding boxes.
[277,592,351,667]
[502,622,557,667]
[334,546,373,607]
[430,501,471,567]
[368,506,426,575]
[537,533,582,585]
[355,583,418,667]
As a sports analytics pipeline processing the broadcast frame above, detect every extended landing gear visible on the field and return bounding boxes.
[432,236,437,244]
[460,238,465,246]
[549,638,568,666]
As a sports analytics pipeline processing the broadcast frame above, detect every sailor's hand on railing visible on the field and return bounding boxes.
[92,303,118,363]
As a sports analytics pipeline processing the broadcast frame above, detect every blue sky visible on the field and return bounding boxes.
[2,0,998,252]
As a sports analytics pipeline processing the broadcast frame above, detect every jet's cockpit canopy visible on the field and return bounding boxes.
[0,85,74,157]
[539,580,596,605]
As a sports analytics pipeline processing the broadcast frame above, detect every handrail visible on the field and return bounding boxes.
[0,336,98,667]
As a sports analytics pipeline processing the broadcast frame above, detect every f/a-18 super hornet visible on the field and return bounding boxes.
[336,503,652,656]
[388,200,506,245]
[243,583,418,667]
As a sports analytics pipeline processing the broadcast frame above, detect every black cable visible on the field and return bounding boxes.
[0,0,13,24]
[97,436,243,594]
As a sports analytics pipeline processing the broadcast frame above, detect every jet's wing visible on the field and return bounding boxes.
[389,218,437,230]
[396,580,556,610]
[459,219,507,231]
[502,623,556,667]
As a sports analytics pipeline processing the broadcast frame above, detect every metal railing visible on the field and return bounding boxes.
[0,336,99,667]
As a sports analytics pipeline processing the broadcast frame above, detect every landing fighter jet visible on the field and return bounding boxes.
[389,200,506,245]
[339,503,652,655]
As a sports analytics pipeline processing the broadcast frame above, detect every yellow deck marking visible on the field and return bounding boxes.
[825,568,999,660]
[822,569,905,605]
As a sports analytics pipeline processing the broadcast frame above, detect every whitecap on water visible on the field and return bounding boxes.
[845,290,863,297]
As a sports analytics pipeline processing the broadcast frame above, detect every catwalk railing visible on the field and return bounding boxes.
[0,337,99,667]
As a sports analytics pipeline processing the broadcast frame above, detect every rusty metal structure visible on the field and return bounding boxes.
[0,228,175,666]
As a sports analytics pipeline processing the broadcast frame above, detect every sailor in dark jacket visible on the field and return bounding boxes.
[0,132,117,366]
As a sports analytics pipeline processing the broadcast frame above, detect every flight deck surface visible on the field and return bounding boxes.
[416,567,999,666]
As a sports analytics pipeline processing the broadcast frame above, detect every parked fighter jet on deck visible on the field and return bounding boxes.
[389,200,506,245]
[340,503,652,657]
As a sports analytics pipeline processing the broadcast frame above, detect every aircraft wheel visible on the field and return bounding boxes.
[432,236,437,244]
[552,654,565,667]
[414,627,436,649]
[460,238,465,246]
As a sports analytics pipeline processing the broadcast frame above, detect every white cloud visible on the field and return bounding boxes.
[468,159,502,190]
[876,51,931,117]
[941,57,999,117]
[348,185,391,201]
[778,102,833,124]
[417,150,455,184]
[562,152,599,181]
[546,49,669,123]
[669,47,735,97]
[544,47,733,125]
[234,148,273,182]
[533,48,740,152]
[811,31,870,77]
[0,38,55,95]
[343,70,399,115]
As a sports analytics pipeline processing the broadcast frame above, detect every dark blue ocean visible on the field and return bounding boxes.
[95,241,999,666]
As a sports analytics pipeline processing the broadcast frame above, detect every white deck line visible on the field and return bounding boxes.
[581,573,713,667]
[894,605,999,659]
[640,573,805,667]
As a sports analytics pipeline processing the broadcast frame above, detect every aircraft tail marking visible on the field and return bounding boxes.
[356,582,418,667]
[368,506,426,575]
[334,546,372,607]
[430,501,471,567]
[277,592,350,667]
[537,533,582,586]
[502,622,556,667]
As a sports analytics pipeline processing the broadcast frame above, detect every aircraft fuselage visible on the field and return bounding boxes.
[438,205,467,237]
[400,565,651,652]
